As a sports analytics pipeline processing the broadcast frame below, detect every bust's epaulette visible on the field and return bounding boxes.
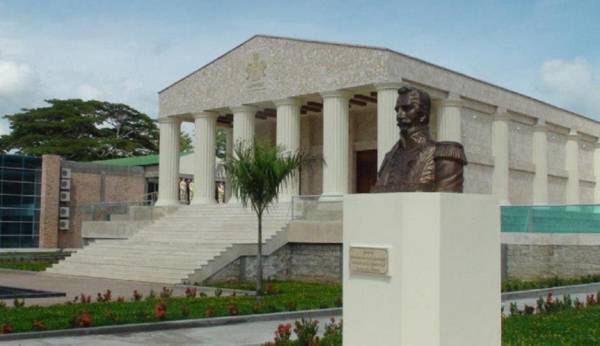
[434,141,467,165]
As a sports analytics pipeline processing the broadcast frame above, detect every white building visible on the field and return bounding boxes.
[156,35,600,206]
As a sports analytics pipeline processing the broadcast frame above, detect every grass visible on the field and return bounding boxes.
[0,261,54,271]
[0,281,341,334]
[502,304,600,345]
[502,275,600,292]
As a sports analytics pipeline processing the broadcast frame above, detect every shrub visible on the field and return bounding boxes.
[252,303,262,313]
[285,301,297,311]
[205,307,215,318]
[32,320,45,330]
[96,289,112,303]
[146,290,156,301]
[70,311,91,328]
[227,303,239,316]
[185,287,197,299]
[215,288,223,297]
[294,318,319,346]
[334,297,342,307]
[274,323,292,345]
[13,298,25,308]
[132,290,143,301]
[160,287,173,299]
[265,283,274,295]
[0,324,13,334]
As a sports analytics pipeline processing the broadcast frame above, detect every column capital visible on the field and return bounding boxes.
[533,119,548,132]
[230,105,258,114]
[191,111,219,119]
[493,107,511,122]
[567,128,580,141]
[441,94,463,108]
[157,116,182,124]
[273,97,303,107]
[374,82,403,92]
[320,90,352,100]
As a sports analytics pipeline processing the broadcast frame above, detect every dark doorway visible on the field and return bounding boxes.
[356,150,378,193]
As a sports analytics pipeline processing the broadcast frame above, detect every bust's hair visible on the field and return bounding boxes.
[397,86,431,125]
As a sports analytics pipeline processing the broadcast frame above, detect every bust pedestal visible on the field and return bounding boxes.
[343,193,500,346]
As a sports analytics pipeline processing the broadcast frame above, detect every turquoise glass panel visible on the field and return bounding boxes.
[501,205,600,233]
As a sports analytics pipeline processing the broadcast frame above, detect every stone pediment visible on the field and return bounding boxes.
[158,35,395,117]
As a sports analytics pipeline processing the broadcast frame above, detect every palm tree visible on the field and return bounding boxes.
[224,141,311,298]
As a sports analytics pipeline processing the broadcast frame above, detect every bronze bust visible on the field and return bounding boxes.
[371,87,467,193]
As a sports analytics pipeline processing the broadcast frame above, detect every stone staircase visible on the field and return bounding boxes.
[47,203,292,284]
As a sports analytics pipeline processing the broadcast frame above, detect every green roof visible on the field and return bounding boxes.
[93,152,193,167]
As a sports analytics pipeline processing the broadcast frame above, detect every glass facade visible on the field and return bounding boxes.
[0,154,42,248]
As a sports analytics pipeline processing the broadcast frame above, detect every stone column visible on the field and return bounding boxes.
[155,117,181,207]
[229,106,256,203]
[275,97,302,201]
[321,90,351,198]
[191,112,218,205]
[224,127,233,202]
[491,108,510,205]
[375,83,402,169]
[232,106,257,148]
[532,120,549,204]
[438,94,463,143]
[565,129,580,204]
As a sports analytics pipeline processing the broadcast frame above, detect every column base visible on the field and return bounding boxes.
[154,199,180,207]
[319,194,344,202]
[190,197,217,205]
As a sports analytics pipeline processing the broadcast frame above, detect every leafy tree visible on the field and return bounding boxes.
[0,99,192,161]
[180,131,193,153]
[216,129,227,159]
[224,141,312,299]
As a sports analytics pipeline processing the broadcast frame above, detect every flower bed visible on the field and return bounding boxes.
[0,282,341,335]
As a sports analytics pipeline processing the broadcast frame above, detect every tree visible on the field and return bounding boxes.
[180,131,193,153]
[0,99,190,161]
[224,141,311,298]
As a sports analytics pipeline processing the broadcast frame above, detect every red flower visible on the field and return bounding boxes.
[227,303,239,316]
[154,304,167,319]
[265,283,274,295]
[0,324,13,334]
[32,320,45,330]
[78,312,91,327]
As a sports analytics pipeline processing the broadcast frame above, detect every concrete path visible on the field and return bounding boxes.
[0,269,240,307]
[0,314,342,346]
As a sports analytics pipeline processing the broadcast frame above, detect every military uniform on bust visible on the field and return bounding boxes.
[371,87,467,193]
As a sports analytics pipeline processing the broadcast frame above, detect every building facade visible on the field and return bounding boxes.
[156,35,600,206]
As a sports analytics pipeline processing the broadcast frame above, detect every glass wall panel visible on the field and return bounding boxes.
[0,154,42,248]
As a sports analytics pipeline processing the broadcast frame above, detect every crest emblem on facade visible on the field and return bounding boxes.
[246,53,266,82]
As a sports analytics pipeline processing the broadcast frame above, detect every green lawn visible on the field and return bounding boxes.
[503,304,600,345]
[0,261,54,271]
[502,276,600,292]
[0,282,341,334]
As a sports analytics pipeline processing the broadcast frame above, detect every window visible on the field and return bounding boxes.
[0,155,42,248]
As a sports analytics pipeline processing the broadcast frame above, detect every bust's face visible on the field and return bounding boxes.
[395,91,424,130]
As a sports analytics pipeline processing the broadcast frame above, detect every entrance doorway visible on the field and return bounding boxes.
[355,150,378,193]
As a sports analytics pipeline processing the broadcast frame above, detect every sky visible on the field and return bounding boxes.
[0,0,599,136]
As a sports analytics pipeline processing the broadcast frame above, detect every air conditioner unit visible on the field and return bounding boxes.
[61,168,72,179]
[59,207,70,218]
[59,191,70,202]
[60,179,71,190]
[59,219,69,231]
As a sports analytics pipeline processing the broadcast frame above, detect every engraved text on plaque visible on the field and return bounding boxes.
[349,246,389,276]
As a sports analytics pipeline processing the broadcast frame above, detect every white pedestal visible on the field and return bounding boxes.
[343,193,500,346]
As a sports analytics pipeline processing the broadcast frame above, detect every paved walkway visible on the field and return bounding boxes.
[0,269,233,307]
[0,314,342,346]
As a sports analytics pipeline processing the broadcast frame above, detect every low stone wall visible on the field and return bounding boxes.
[502,233,600,280]
[206,243,342,284]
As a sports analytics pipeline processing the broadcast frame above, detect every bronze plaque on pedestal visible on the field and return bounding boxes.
[349,246,389,275]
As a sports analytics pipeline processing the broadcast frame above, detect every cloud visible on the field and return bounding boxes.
[0,60,35,95]
[539,58,600,118]
[76,83,104,100]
